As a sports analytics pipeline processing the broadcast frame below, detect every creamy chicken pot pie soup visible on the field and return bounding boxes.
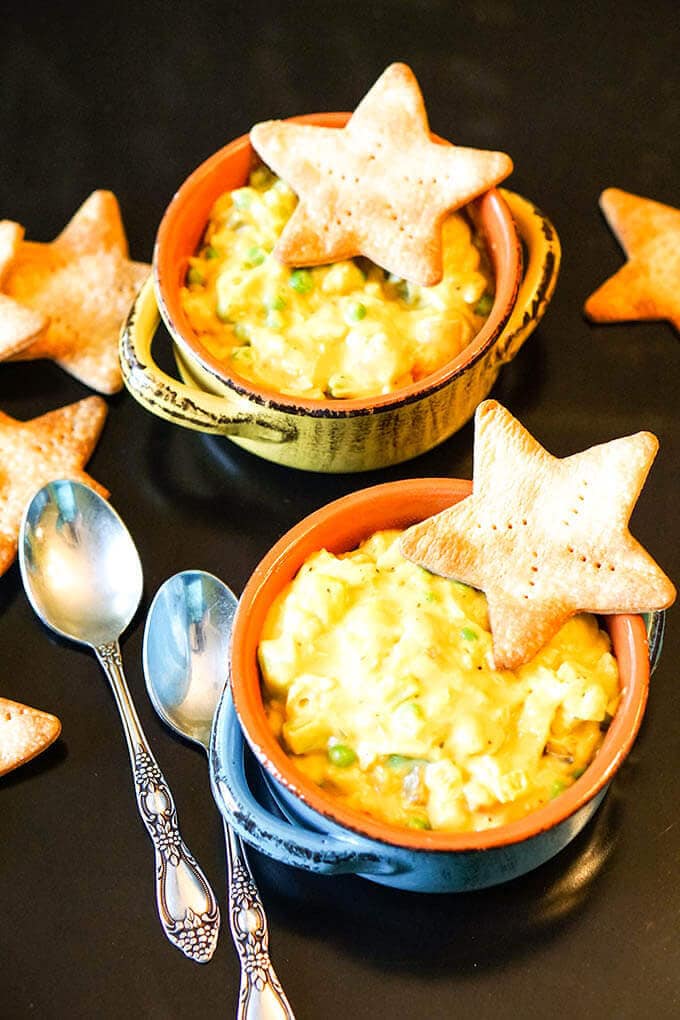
[180,167,494,400]
[258,530,621,833]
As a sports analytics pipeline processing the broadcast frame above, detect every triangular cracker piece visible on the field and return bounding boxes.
[251,63,512,286]
[400,400,676,669]
[584,188,680,332]
[0,697,61,777]
[0,396,108,576]
[0,191,149,393]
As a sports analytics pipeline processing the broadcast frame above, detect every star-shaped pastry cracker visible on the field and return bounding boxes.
[584,188,680,332]
[0,191,149,393]
[400,400,676,669]
[0,396,108,577]
[0,697,61,778]
[250,63,513,286]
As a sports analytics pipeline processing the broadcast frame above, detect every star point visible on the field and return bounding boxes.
[0,696,61,778]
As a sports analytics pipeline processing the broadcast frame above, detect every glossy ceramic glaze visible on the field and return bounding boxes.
[119,114,561,472]
[212,479,656,892]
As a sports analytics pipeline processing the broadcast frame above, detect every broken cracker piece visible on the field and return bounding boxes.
[584,188,680,333]
[0,697,61,777]
[0,191,149,393]
[0,396,108,577]
[0,220,24,282]
[251,62,512,286]
[400,399,676,669]
[0,222,48,358]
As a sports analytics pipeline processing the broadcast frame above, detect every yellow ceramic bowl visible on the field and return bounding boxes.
[120,115,560,472]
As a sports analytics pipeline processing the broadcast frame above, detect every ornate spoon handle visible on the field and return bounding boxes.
[95,640,220,963]
[224,821,296,1019]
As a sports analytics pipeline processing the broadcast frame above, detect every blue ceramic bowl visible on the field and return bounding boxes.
[210,612,660,893]
[209,480,664,893]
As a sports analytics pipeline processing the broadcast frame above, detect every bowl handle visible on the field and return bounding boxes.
[119,275,297,444]
[493,189,562,366]
[209,688,406,878]
[644,610,665,675]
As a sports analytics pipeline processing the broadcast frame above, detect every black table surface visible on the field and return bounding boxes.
[2,3,679,1018]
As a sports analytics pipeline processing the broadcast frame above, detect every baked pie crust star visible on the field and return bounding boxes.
[401,400,675,668]
[585,188,680,333]
[0,191,149,393]
[251,63,513,286]
[0,396,108,577]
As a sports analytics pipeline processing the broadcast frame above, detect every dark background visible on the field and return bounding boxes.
[1,2,679,1017]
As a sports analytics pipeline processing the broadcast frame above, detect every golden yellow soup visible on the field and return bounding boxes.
[181,166,494,400]
[258,530,620,833]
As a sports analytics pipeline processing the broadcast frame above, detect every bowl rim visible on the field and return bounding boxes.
[154,112,522,417]
[230,478,650,853]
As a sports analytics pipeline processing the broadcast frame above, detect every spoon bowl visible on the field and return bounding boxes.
[144,570,295,1020]
[20,480,143,647]
[144,570,237,749]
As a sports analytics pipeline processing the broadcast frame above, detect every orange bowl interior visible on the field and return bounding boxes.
[230,478,650,852]
[154,114,522,413]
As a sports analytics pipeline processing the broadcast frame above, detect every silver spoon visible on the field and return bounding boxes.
[18,480,220,963]
[143,570,295,1020]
